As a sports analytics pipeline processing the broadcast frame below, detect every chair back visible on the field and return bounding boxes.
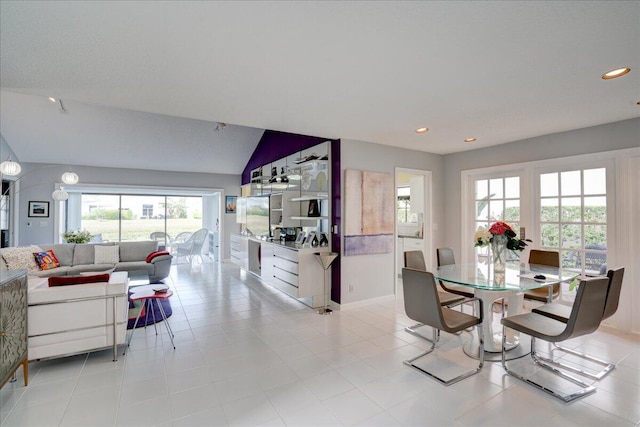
[559,276,609,341]
[189,228,209,252]
[173,231,192,244]
[529,249,560,268]
[437,248,455,267]
[402,267,446,331]
[404,250,426,270]
[603,267,625,320]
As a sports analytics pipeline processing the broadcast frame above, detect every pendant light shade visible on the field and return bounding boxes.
[52,189,69,201]
[61,171,79,185]
[0,159,21,176]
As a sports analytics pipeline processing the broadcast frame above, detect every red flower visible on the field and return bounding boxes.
[489,221,513,236]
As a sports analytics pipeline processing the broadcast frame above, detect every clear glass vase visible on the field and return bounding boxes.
[491,234,508,275]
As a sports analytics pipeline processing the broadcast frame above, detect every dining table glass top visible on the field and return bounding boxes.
[433,261,579,292]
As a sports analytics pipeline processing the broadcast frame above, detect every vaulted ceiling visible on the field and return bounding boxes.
[1,1,638,174]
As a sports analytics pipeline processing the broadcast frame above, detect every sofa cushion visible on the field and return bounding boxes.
[114,261,153,275]
[2,246,42,273]
[49,273,110,287]
[33,250,61,270]
[72,244,97,266]
[40,244,75,266]
[95,245,120,264]
[120,241,158,262]
[30,266,73,278]
[146,250,170,263]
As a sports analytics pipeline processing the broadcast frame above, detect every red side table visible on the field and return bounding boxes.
[124,288,175,354]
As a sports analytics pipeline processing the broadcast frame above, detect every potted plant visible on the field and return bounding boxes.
[62,229,93,244]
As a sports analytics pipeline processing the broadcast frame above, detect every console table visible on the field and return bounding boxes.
[0,270,28,389]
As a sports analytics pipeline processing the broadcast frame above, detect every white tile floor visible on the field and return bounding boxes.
[2,261,639,426]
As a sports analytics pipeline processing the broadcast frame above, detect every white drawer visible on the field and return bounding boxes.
[273,246,298,263]
[273,256,298,275]
[273,267,298,287]
[271,276,297,297]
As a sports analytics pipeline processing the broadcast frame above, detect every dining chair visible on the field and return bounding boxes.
[436,248,474,299]
[531,267,625,380]
[500,276,609,402]
[524,249,561,303]
[402,267,484,385]
[403,251,467,342]
[404,251,466,306]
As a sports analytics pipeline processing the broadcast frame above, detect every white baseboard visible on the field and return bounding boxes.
[333,294,396,311]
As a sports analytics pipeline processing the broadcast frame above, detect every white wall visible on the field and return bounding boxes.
[339,139,444,305]
[14,162,241,260]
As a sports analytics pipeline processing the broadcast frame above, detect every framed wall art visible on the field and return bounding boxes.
[225,196,237,214]
[28,201,50,218]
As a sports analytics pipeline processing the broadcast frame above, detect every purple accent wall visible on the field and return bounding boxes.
[242,130,330,184]
[330,139,341,304]
[241,130,342,304]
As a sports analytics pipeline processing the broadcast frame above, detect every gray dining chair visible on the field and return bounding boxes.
[404,251,466,307]
[524,249,561,303]
[436,248,475,299]
[402,267,484,385]
[403,251,467,343]
[500,275,610,402]
[531,267,625,380]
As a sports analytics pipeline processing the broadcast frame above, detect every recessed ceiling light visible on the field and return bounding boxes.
[602,67,631,80]
[48,97,56,102]
[415,127,429,134]
[464,137,477,143]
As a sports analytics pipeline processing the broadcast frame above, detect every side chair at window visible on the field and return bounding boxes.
[500,276,609,402]
[524,249,561,303]
[402,267,484,386]
[531,267,625,380]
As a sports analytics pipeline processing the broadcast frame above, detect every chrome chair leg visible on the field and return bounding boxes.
[501,328,596,402]
[533,343,615,381]
[404,324,483,386]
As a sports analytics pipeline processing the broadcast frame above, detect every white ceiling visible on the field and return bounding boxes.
[1,1,639,174]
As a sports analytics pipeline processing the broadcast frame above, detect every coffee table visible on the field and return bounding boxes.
[127,270,150,288]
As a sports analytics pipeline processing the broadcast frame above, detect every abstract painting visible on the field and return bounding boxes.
[344,169,394,256]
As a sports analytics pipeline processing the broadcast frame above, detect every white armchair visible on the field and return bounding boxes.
[174,228,208,264]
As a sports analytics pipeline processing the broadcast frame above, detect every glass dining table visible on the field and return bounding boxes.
[434,261,579,361]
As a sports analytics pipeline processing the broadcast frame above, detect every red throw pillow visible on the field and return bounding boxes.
[146,250,170,263]
[48,274,110,287]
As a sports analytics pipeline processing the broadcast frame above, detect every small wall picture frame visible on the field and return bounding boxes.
[28,201,49,217]
[225,196,237,214]
[295,231,306,247]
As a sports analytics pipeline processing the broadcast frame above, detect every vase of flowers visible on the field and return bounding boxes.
[474,221,530,274]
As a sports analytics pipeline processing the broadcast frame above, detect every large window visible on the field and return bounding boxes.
[538,167,608,276]
[474,175,521,261]
[78,194,203,243]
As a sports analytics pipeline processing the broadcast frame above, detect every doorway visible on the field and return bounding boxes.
[395,168,432,291]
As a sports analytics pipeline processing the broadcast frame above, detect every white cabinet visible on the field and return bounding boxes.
[231,234,328,308]
[230,234,248,270]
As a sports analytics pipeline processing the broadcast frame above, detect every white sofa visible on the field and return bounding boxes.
[27,272,129,361]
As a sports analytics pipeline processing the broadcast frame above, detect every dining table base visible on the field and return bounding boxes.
[461,288,531,362]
